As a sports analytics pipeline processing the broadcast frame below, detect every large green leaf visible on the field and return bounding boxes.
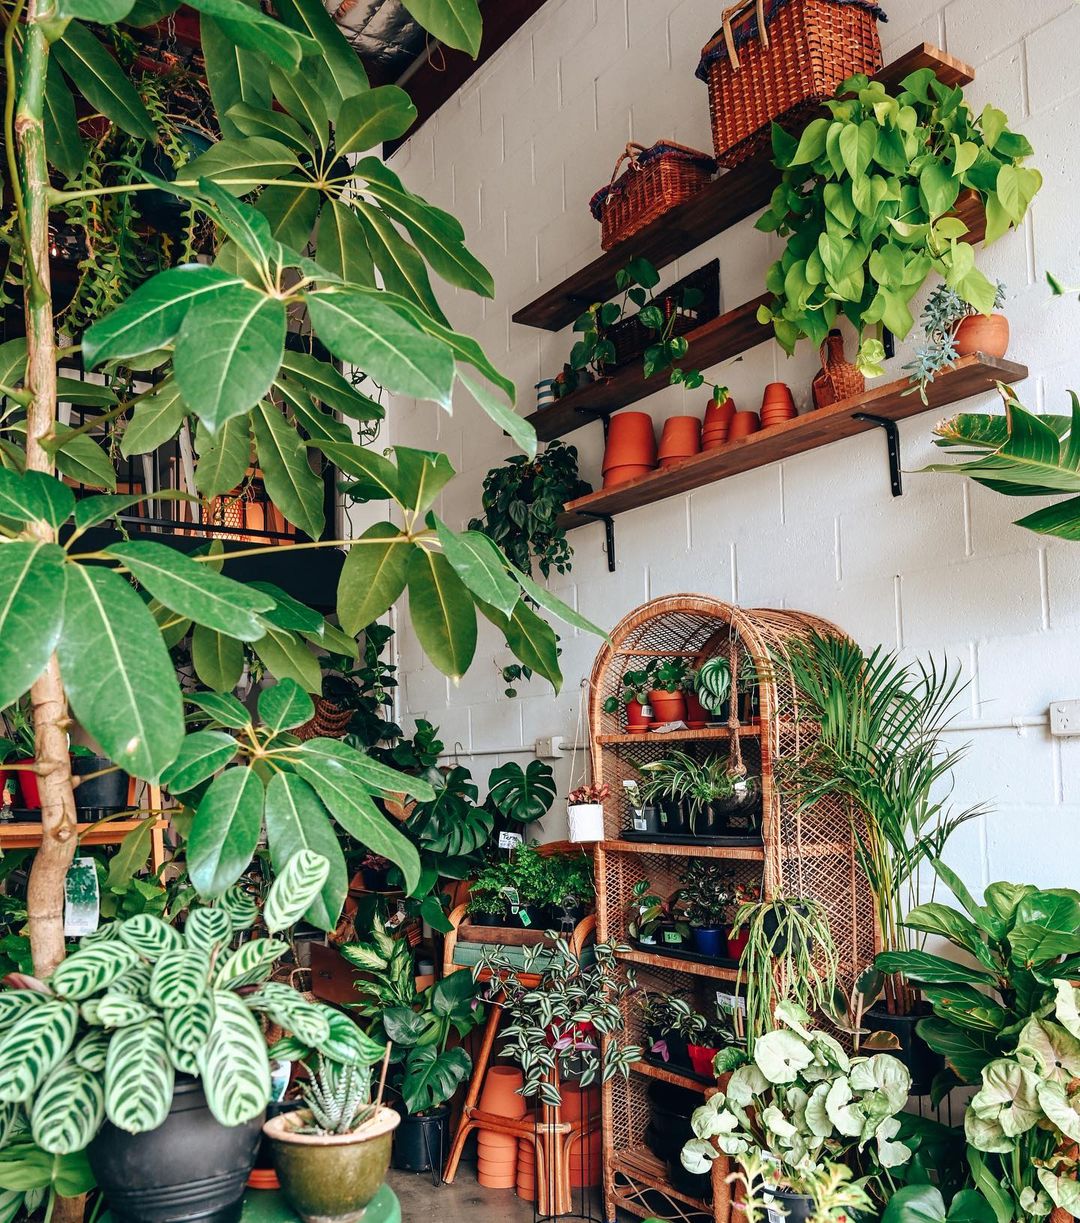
[249,582,322,632]
[195,416,251,498]
[263,850,330,933]
[263,772,348,931]
[250,401,324,539]
[58,564,184,779]
[279,351,382,421]
[457,369,535,460]
[336,87,416,157]
[55,432,116,491]
[116,913,184,960]
[184,0,317,69]
[399,0,481,55]
[511,564,607,638]
[486,759,556,824]
[258,679,314,732]
[251,623,322,692]
[229,103,310,154]
[293,738,435,801]
[50,941,139,999]
[481,597,562,691]
[313,441,400,501]
[273,0,370,103]
[394,446,454,514]
[30,1058,104,1155]
[104,1019,173,1133]
[0,542,66,709]
[305,290,454,407]
[435,520,518,616]
[200,15,271,140]
[401,1044,471,1113]
[274,377,351,444]
[148,948,211,1009]
[187,767,265,897]
[119,381,188,458]
[43,58,85,179]
[406,548,476,679]
[214,938,287,989]
[354,203,447,323]
[191,624,245,692]
[186,690,251,730]
[184,907,234,956]
[161,730,238,795]
[179,136,301,195]
[337,523,414,634]
[164,997,214,1055]
[317,198,376,287]
[108,540,273,640]
[53,23,156,140]
[875,949,998,987]
[0,1001,79,1105]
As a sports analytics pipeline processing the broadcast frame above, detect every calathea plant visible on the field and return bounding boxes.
[1,0,602,987]
[756,69,1039,372]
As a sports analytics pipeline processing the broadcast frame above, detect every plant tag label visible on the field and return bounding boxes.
[715,990,746,1017]
[64,856,99,937]
[734,779,748,794]
[268,1058,292,1103]
[640,703,653,718]
[501,885,521,915]
[385,901,407,929]
[498,830,523,850]
[662,929,682,945]
[632,813,648,831]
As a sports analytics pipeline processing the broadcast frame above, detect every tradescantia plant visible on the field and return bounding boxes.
[756,69,1040,371]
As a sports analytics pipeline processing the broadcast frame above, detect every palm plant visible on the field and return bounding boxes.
[779,633,985,1014]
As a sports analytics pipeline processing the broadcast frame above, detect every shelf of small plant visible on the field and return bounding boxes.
[596,725,760,745]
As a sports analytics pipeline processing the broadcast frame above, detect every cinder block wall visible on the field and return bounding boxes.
[369,0,1080,892]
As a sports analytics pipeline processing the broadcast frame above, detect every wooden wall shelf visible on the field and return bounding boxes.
[597,726,760,745]
[559,355,1026,529]
[513,43,975,333]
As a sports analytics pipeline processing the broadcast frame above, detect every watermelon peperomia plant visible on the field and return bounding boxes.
[1,0,605,1001]
[0,854,382,1220]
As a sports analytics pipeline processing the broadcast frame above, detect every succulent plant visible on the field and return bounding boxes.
[297,1060,375,1136]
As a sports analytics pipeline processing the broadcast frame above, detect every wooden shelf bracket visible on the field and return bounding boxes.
[852,412,903,497]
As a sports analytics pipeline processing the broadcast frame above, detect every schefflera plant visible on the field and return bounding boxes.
[0,852,382,1161]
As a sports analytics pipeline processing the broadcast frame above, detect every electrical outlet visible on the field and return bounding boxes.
[1050,701,1080,736]
[534,736,563,758]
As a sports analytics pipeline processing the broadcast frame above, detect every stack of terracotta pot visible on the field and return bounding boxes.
[657,416,701,469]
[516,1132,536,1201]
[477,1066,527,1189]
[602,411,656,488]
[564,1085,603,1189]
[702,396,735,449]
[760,382,797,428]
[728,408,761,440]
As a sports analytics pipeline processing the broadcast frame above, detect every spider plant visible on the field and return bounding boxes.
[778,633,985,1015]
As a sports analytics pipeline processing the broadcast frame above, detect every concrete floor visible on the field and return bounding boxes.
[388,1162,535,1222]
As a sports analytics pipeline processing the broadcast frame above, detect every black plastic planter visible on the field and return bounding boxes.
[764,1189,814,1223]
[72,754,129,812]
[628,803,662,836]
[87,1076,263,1223]
[392,1106,448,1173]
[468,910,504,927]
[660,797,689,835]
[863,1004,944,1096]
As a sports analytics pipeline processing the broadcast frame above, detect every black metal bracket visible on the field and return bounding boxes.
[882,328,896,360]
[853,412,902,497]
[577,511,616,572]
[574,407,612,439]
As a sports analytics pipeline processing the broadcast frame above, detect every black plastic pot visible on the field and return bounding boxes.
[657,922,687,950]
[88,1076,263,1223]
[691,801,724,836]
[764,1188,814,1223]
[545,901,587,928]
[468,909,505,927]
[392,1107,448,1173]
[864,1003,944,1096]
[515,905,543,928]
[646,1082,711,1203]
[72,754,129,812]
[660,797,689,835]
[628,803,662,835]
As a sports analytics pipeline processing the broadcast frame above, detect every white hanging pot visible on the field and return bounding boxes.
[567,802,605,842]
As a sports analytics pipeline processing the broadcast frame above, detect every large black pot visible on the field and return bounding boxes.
[690,801,724,836]
[863,1004,944,1096]
[764,1188,814,1223]
[645,1082,711,1203]
[88,1077,263,1223]
[660,797,689,835]
[72,754,129,812]
[392,1106,448,1172]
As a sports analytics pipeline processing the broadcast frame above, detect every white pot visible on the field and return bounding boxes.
[567,802,605,842]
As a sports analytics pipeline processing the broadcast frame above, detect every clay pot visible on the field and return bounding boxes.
[477,1134,519,1159]
[478,1168,517,1189]
[728,412,761,441]
[603,463,653,489]
[477,1150,519,1170]
[702,433,728,451]
[703,397,735,433]
[479,1067,527,1119]
[684,691,708,729]
[603,411,657,471]
[953,313,1010,359]
[657,417,702,462]
[761,382,795,410]
[626,699,652,732]
[659,455,694,470]
[648,690,687,723]
[761,402,796,429]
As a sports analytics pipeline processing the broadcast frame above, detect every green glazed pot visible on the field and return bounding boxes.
[264,1106,400,1223]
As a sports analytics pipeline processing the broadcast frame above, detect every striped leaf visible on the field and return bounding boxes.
[73,1030,111,1072]
[199,992,270,1126]
[96,994,157,1028]
[263,850,330,933]
[0,1102,21,1150]
[0,1000,78,1103]
[214,938,288,989]
[79,922,122,947]
[249,983,329,1047]
[109,962,153,999]
[165,998,215,1053]
[149,949,210,1009]
[0,1190,22,1223]
[0,992,46,1031]
[184,906,234,955]
[219,885,259,931]
[104,1019,174,1134]
[319,1010,387,1067]
[31,1057,105,1154]
[50,941,140,1000]
[117,913,184,960]
[171,1045,200,1075]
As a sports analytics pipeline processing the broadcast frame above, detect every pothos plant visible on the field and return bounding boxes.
[0,0,605,995]
[755,69,1040,373]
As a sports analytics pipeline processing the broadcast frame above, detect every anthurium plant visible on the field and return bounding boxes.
[0,0,604,989]
[755,69,1040,372]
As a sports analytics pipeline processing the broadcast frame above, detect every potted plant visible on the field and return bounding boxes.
[732,1153,875,1223]
[542,849,595,927]
[781,631,983,1092]
[566,782,609,843]
[466,859,513,927]
[691,655,731,722]
[905,282,1008,402]
[674,861,734,958]
[627,879,666,946]
[637,991,694,1070]
[724,880,761,959]
[685,1010,738,1080]
[466,844,549,928]
[648,658,690,723]
[0,859,374,1223]
[603,664,658,732]
[637,754,695,836]
[473,935,641,1105]
[622,779,661,837]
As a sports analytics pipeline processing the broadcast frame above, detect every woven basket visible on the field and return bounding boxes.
[608,260,721,369]
[696,0,886,167]
[812,329,865,408]
[294,697,353,742]
[590,141,716,252]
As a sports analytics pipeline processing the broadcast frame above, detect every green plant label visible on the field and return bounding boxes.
[662,929,682,945]
[715,990,745,1017]
[64,856,99,937]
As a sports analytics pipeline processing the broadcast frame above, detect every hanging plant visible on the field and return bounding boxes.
[755,68,1040,373]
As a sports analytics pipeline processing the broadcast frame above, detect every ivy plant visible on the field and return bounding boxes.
[756,69,1040,371]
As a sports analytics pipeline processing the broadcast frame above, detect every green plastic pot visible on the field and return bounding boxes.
[265,1106,400,1223]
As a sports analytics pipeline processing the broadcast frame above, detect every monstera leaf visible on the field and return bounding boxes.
[485,760,556,824]
[407,766,491,856]
[399,1044,471,1114]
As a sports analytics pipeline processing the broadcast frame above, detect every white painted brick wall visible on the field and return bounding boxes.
[364,0,1080,890]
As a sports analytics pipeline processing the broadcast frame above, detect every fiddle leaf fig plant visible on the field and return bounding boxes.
[756,69,1040,370]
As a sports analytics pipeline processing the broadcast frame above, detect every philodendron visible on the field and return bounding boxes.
[680,1003,913,1210]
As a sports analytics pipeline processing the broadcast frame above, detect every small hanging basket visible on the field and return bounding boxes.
[589,141,716,252]
[812,329,865,408]
[567,803,605,843]
[293,697,353,742]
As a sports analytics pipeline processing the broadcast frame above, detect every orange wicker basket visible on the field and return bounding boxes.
[812,329,865,407]
[590,141,716,252]
[696,0,886,167]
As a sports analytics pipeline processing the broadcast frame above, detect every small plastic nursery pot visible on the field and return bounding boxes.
[627,803,662,835]
[862,1003,945,1097]
[659,796,689,835]
[687,1043,721,1078]
[266,1106,400,1222]
[72,753,129,810]
[764,1188,815,1223]
[391,1108,447,1174]
[689,926,726,958]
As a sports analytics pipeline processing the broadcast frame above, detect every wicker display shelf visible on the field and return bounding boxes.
[631,1058,711,1093]
[611,1143,712,1219]
[558,355,1027,528]
[598,726,760,744]
[515,43,975,334]
[605,839,765,861]
[620,946,741,980]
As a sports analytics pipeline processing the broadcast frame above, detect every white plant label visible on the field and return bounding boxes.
[64,856,99,937]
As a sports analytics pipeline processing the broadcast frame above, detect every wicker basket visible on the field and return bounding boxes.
[294,697,353,742]
[590,141,716,252]
[607,260,721,369]
[696,0,886,167]
[812,329,865,407]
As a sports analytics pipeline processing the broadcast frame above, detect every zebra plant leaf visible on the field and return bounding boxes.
[116,913,184,960]
[149,949,211,1009]
[165,998,215,1053]
[263,850,331,933]
[49,941,140,1000]
[199,991,270,1126]
[73,1030,111,1072]
[108,962,153,999]
[214,938,288,989]
[30,1058,105,1155]
[184,906,234,955]
[219,885,259,930]
[248,983,329,1047]
[104,1019,174,1134]
[95,994,157,1028]
[0,1000,79,1103]
[0,1102,20,1149]
[171,1045,200,1075]
[0,992,46,1030]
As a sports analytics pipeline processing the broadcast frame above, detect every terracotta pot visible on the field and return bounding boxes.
[953,313,1010,359]
[477,1134,518,1158]
[479,1066,526,1119]
[684,691,708,728]
[761,382,795,410]
[603,411,656,470]
[703,397,735,432]
[703,434,728,451]
[728,411,761,440]
[477,1153,519,1172]
[702,427,728,443]
[659,455,694,470]
[478,1169,517,1189]
[657,416,702,459]
[626,699,652,731]
[648,690,687,723]
[603,463,654,489]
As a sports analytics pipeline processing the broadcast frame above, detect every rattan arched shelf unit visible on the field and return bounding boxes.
[588,595,876,1223]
